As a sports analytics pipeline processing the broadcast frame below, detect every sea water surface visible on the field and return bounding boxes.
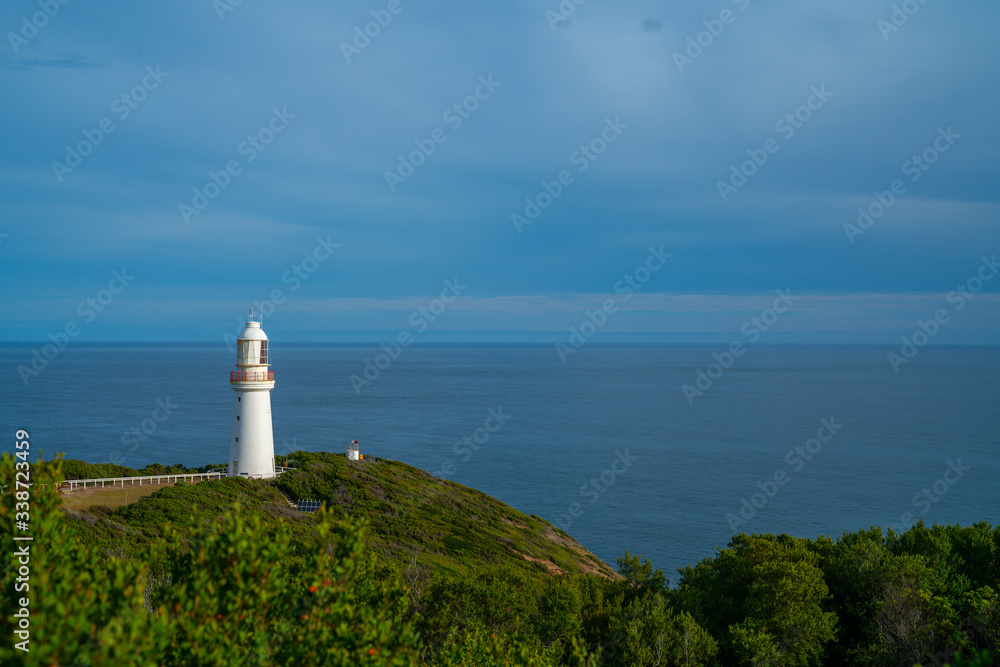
[2,343,998,580]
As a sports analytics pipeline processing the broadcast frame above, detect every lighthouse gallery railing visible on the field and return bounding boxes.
[230,371,275,383]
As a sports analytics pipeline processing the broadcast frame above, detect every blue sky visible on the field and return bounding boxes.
[1,0,998,343]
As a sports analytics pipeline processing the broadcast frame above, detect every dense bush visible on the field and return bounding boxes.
[52,458,228,480]
[1,452,995,666]
[60,459,139,480]
[0,456,420,666]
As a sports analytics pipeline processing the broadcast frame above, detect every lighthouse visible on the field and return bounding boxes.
[228,310,276,479]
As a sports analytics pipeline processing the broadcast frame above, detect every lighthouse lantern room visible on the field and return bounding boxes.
[229,309,276,479]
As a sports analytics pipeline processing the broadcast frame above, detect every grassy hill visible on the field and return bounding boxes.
[62,451,618,580]
[276,451,617,578]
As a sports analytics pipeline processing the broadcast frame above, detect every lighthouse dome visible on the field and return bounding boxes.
[238,321,268,341]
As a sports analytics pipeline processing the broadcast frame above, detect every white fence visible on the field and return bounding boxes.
[60,471,225,492]
[2,465,296,494]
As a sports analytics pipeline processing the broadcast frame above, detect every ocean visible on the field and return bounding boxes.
[3,342,998,580]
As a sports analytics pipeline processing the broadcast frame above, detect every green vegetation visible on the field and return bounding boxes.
[1,453,996,666]
[274,450,618,579]
[59,459,227,480]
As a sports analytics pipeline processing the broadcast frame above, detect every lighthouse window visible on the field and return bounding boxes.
[234,437,238,443]
[237,340,250,365]
[238,397,241,402]
[259,341,268,364]
[236,416,240,421]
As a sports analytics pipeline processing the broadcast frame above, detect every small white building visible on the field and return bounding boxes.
[228,312,276,479]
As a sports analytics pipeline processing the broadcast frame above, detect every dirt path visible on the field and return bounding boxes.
[60,482,174,511]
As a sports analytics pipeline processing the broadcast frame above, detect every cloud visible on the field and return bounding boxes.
[0,55,97,70]
[641,17,663,33]
[0,2,997,342]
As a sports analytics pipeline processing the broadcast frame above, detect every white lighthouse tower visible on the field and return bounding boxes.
[228,309,276,479]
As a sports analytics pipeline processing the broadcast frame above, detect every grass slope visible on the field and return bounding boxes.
[62,451,617,580]
[276,451,617,578]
